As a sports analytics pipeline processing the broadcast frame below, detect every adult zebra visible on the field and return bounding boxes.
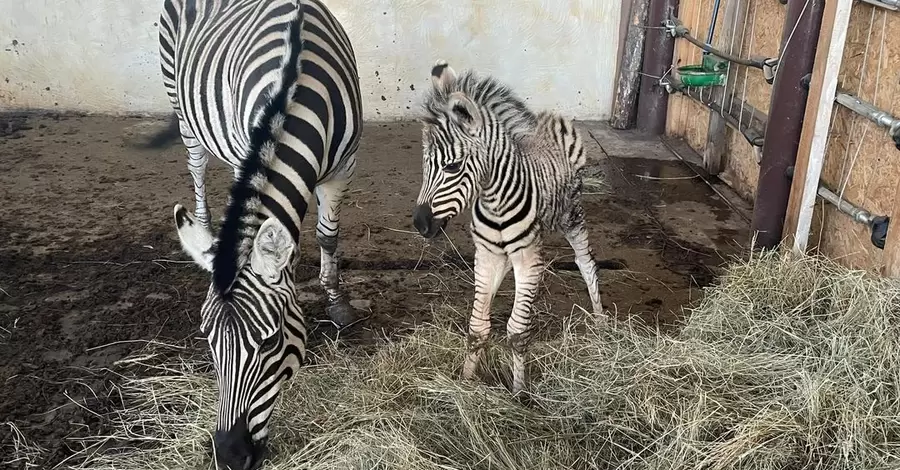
[412,61,606,395]
[155,0,362,468]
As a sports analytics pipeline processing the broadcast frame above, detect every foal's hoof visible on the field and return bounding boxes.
[326,298,358,327]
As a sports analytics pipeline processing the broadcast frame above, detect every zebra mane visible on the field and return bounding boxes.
[421,69,538,141]
[211,1,304,297]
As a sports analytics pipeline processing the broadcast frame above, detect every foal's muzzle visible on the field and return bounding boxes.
[412,204,447,239]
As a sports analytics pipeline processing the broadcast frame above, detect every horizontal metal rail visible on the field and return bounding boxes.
[835,92,900,150]
[664,79,767,147]
[835,91,900,132]
[665,16,768,69]
[785,166,890,249]
[860,0,900,11]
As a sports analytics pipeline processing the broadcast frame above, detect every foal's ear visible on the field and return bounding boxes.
[173,204,214,272]
[431,59,457,92]
[447,92,481,133]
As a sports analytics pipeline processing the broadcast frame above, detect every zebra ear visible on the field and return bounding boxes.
[448,92,481,132]
[250,217,295,281]
[173,204,215,272]
[431,59,456,92]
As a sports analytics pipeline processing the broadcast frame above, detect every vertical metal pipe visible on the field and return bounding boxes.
[750,0,825,249]
[706,0,722,45]
[635,0,680,135]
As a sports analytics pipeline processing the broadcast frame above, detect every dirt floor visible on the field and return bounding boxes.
[0,114,749,468]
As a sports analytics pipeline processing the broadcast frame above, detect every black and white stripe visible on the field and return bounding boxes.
[412,61,605,395]
[159,0,362,467]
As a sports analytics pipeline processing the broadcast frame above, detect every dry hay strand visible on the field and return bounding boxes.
[2,422,48,469]
[64,251,900,469]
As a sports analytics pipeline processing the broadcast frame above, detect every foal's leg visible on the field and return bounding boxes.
[462,244,510,381]
[563,202,603,315]
[507,244,543,395]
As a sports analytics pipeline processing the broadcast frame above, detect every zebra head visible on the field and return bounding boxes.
[173,204,305,470]
[413,60,488,239]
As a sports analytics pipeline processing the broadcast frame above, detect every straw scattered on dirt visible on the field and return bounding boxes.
[25,251,900,469]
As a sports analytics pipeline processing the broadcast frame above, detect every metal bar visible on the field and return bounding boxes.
[860,0,900,11]
[666,80,767,146]
[751,0,825,250]
[704,0,747,176]
[668,15,766,68]
[816,185,877,226]
[785,165,889,249]
[705,0,723,45]
[635,0,680,135]
[835,92,900,132]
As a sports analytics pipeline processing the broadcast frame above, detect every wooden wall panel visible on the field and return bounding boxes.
[666,0,784,202]
[664,0,900,274]
[809,4,900,272]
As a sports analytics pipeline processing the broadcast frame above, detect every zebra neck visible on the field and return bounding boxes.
[480,146,533,210]
[254,172,314,245]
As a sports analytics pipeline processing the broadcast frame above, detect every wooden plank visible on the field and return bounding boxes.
[610,0,652,129]
[782,0,853,253]
[702,0,747,175]
[882,178,900,276]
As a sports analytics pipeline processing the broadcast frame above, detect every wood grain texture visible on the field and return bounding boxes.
[666,0,783,202]
[611,0,651,129]
[786,2,900,273]
[703,0,747,175]
[782,0,851,255]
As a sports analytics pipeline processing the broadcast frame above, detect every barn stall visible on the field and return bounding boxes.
[0,0,898,469]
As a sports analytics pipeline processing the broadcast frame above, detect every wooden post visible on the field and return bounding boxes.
[702,0,746,175]
[610,0,652,130]
[881,182,900,277]
[750,0,825,250]
[782,0,853,253]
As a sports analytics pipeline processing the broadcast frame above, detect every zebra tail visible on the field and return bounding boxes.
[135,113,180,149]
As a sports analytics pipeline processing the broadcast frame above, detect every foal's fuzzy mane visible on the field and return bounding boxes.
[421,69,538,141]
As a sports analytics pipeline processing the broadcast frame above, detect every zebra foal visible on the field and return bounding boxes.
[155,0,362,468]
[412,61,606,395]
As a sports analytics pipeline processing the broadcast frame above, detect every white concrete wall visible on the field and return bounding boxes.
[0,0,621,120]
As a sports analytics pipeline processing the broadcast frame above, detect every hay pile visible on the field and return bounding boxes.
[70,252,900,469]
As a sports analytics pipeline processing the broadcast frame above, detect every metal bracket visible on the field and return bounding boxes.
[659,77,674,94]
[871,216,890,250]
[800,73,812,91]
[762,58,779,85]
[663,18,681,39]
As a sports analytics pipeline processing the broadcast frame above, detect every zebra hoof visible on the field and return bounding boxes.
[326,299,358,327]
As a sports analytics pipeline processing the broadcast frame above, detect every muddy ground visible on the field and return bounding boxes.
[0,114,749,468]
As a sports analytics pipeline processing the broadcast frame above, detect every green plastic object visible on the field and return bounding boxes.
[675,65,726,88]
[701,54,729,73]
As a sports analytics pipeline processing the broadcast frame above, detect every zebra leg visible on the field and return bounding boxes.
[507,245,543,395]
[563,221,604,316]
[462,245,510,382]
[178,120,212,228]
[315,177,356,326]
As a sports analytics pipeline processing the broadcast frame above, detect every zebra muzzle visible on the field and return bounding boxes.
[213,421,267,470]
[412,204,447,239]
